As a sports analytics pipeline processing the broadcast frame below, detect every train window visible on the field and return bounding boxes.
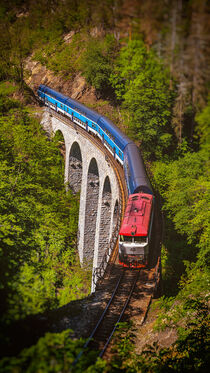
[120,235,133,243]
[132,196,139,201]
[104,128,115,141]
[105,140,113,152]
[134,236,148,244]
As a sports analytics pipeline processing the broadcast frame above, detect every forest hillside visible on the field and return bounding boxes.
[0,0,209,372]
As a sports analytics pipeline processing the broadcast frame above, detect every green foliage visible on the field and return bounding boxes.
[110,39,175,159]
[0,95,91,327]
[33,31,118,88]
[0,328,108,373]
[103,316,210,372]
[152,140,209,297]
[149,100,210,370]
[0,330,86,373]
[111,322,135,360]
[195,97,210,150]
[0,81,18,96]
[151,300,210,373]
[153,149,209,253]
[0,0,117,84]
[34,33,85,79]
[0,93,20,114]
[81,35,118,95]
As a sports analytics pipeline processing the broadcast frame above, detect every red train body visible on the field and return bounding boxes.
[119,193,153,268]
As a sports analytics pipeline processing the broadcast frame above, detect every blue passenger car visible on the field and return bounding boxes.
[38,85,131,165]
[37,84,153,196]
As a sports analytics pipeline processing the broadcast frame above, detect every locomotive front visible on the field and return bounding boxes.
[119,193,153,268]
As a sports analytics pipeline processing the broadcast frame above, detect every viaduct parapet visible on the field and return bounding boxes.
[41,110,121,288]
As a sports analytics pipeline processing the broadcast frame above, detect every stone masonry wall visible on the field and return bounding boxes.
[83,172,99,264]
[97,191,112,267]
[69,156,82,194]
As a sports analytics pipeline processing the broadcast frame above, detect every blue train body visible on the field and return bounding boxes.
[37,84,153,196]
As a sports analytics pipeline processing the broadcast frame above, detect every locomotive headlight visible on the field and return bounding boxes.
[119,243,124,253]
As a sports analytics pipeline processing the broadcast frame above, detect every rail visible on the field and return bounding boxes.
[99,269,140,357]
[154,256,161,293]
[72,268,139,367]
[71,270,124,368]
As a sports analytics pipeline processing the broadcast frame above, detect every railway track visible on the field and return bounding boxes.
[90,268,140,355]
[72,267,140,367]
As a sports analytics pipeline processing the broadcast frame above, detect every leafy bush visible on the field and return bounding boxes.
[0,330,85,373]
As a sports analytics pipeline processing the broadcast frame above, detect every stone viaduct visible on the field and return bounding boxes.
[41,110,121,289]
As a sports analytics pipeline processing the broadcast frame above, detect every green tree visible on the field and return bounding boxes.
[195,97,210,150]
[110,39,174,159]
[153,149,209,256]
[81,35,117,97]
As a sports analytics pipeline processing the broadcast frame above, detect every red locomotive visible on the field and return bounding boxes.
[119,193,154,268]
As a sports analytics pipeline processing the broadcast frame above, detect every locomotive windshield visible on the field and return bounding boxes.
[134,236,148,244]
[120,235,148,244]
[120,235,132,242]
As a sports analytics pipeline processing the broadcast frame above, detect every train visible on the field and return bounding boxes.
[37,84,154,268]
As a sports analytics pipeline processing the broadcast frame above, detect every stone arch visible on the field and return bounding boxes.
[68,141,82,194]
[53,128,65,141]
[112,199,119,234]
[83,158,100,265]
[53,129,66,172]
[97,176,112,266]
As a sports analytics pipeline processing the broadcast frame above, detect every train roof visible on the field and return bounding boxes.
[119,193,153,236]
[124,143,153,194]
[38,85,101,122]
[97,116,131,150]
[38,85,69,104]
